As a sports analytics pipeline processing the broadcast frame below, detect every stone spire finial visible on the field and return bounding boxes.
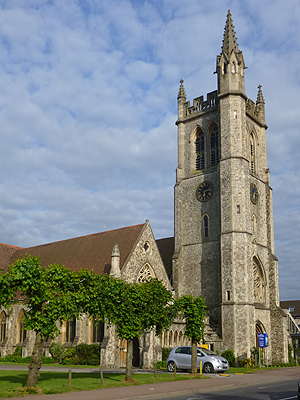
[221,10,240,57]
[256,84,265,105]
[256,84,265,122]
[110,243,121,278]
[177,79,186,101]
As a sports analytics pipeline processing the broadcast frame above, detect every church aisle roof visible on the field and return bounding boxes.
[10,223,145,276]
[0,243,24,272]
[156,237,174,281]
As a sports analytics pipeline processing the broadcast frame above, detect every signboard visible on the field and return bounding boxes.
[258,333,269,348]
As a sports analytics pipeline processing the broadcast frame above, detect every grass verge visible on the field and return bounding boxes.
[0,370,209,398]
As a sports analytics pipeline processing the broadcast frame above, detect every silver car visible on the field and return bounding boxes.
[166,346,229,373]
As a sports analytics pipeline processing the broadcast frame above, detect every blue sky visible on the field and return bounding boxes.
[0,0,299,300]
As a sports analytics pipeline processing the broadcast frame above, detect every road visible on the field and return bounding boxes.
[151,378,299,399]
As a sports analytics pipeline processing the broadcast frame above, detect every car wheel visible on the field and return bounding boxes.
[167,361,175,372]
[203,362,214,373]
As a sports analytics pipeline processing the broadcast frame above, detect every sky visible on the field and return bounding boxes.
[0,0,299,301]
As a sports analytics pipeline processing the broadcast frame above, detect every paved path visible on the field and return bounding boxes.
[0,366,299,400]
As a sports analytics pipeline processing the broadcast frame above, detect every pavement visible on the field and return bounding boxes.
[0,365,299,400]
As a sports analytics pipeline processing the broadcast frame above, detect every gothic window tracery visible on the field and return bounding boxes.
[137,264,156,283]
[195,129,205,170]
[210,125,219,167]
[253,258,264,304]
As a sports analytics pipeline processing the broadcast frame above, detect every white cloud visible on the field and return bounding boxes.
[0,0,298,301]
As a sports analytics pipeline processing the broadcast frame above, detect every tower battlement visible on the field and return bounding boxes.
[184,90,217,118]
[246,97,266,126]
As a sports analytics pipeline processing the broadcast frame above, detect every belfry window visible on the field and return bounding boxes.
[195,130,205,170]
[210,125,219,166]
[250,133,256,173]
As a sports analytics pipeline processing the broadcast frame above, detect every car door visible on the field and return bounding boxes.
[174,347,191,369]
[197,348,207,369]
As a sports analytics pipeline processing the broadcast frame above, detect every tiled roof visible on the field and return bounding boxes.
[10,224,145,276]
[0,243,24,272]
[156,237,174,281]
[280,300,300,317]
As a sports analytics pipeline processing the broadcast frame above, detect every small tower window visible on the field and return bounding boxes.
[203,215,209,238]
[195,129,205,170]
[232,61,236,73]
[210,125,219,167]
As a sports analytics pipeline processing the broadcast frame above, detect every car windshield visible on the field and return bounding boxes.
[198,348,216,356]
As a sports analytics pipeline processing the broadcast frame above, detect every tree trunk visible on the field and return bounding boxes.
[26,331,44,388]
[191,337,197,374]
[125,338,133,381]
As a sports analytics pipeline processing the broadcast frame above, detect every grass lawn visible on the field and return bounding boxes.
[0,370,209,398]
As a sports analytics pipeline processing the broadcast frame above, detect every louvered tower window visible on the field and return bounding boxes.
[195,130,205,170]
[250,133,255,173]
[210,125,219,166]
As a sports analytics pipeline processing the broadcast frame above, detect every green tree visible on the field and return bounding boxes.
[83,276,175,380]
[175,295,206,374]
[0,256,90,388]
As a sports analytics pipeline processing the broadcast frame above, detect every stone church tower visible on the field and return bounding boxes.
[173,11,288,363]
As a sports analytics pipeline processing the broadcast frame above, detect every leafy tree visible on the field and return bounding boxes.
[175,295,206,374]
[83,276,175,380]
[0,256,90,387]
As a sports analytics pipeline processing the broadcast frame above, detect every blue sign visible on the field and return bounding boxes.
[258,333,269,348]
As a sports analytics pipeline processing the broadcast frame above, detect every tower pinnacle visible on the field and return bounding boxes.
[221,10,240,57]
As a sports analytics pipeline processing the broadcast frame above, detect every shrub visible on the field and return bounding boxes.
[238,357,252,367]
[2,354,31,363]
[221,349,235,367]
[49,342,65,363]
[41,356,55,364]
[161,348,172,362]
[156,360,166,369]
[13,346,23,357]
[74,344,100,365]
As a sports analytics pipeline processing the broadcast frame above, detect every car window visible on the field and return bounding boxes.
[200,348,216,356]
[175,347,190,354]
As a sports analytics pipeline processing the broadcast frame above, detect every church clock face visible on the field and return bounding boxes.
[250,183,259,204]
[196,181,213,202]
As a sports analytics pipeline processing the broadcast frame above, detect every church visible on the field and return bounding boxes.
[0,11,291,366]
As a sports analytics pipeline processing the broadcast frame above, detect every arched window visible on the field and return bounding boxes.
[250,132,256,173]
[91,320,104,344]
[17,310,27,343]
[253,258,265,304]
[195,129,205,170]
[0,311,7,343]
[210,125,219,166]
[65,318,76,343]
[137,264,156,283]
[203,215,209,238]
